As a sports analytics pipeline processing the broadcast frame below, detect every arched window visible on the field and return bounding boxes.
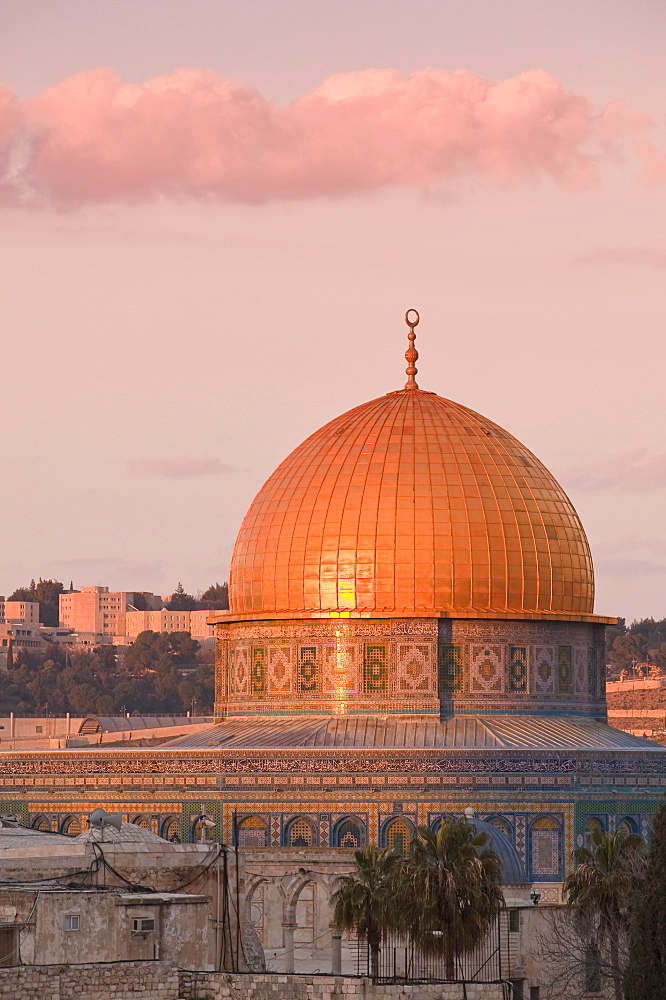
[238,816,268,847]
[293,881,316,945]
[617,817,638,837]
[530,816,561,878]
[61,815,82,836]
[192,814,216,843]
[584,816,604,844]
[333,818,365,848]
[132,814,150,829]
[248,883,265,943]
[384,819,412,856]
[161,816,182,843]
[285,817,315,847]
[31,814,51,832]
[486,815,514,841]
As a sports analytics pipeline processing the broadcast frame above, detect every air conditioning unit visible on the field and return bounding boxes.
[131,917,155,937]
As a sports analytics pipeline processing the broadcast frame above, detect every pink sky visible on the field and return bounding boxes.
[1,0,665,621]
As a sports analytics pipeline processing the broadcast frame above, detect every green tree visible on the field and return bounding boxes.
[166,582,199,611]
[179,660,215,715]
[124,630,172,674]
[605,618,627,663]
[129,592,149,611]
[332,847,401,977]
[8,577,64,626]
[199,582,229,610]
[625,803,666,1000]
[396,819,503,976]
[167,631,200,666]
[611,633,649,673]
[565,827,645,1000]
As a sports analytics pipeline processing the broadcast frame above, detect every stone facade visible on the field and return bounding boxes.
[178,971,506,1000]
[215,617,607,718]
[0,739,663,885]
[0,961,179,1000]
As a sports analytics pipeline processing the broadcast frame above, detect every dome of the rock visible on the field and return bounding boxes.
[230,387,594,620]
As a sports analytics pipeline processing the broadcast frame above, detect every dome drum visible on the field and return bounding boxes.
[213,615,607,719]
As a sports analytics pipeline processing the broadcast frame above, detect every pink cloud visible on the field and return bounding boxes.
[0,66,655,208]
[564,450,666,491]
[129,457,237,478]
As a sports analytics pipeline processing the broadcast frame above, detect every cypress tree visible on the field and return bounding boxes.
[625,799,666,1000]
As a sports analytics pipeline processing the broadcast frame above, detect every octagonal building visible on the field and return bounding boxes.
[6,312,662,899]
[194,312,665,888]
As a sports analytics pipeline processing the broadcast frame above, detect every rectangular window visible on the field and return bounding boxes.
[35,726,42,734]
[298,647,318,693]
[251,647,265,694]
[364,645,387,693]
[510,981,524,1000]
[509,647,528,693]
[438,644,462,693]
[509,908,520,933]
[557,646,572,694]
[529,988,540,1000]
[64,915,80,931]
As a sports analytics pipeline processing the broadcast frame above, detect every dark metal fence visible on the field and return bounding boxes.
[356,913,508,985]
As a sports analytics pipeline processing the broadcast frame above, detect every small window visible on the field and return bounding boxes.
[510,981,524,1000]
[509,908,520,933]
[132,917,155,935]
[529,988,540,1000]
[64,915,80,931]
[35,726,43,734]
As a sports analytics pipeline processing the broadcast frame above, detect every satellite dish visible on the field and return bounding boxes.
[89,808,123,839]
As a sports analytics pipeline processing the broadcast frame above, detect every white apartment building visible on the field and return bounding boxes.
[59,587,161,637]
[0,601,41,626]
[125,609,215,641]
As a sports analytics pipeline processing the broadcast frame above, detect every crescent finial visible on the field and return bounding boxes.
[404,309,420,390]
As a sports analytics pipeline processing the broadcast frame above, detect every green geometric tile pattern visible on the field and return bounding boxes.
[438,643,463,693]
[364,645,387,693]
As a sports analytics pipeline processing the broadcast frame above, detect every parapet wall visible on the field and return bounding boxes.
[0,964,506,1000]
[0,961,178,1000]
[179,971,505,1000]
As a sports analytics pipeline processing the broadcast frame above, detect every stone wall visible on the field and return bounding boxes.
[0,961,179,1000]
[607,686,666,710]
[179,972,506,1000]
[0,964,507,1000]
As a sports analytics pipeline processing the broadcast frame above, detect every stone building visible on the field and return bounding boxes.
[0,886,209,969]
[0,821,253,972]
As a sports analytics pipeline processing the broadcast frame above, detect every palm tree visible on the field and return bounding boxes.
[331,846,401,977]
[395,818,504,978]
[564,827,645,1000]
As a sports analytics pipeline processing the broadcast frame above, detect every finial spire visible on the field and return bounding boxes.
[404,309,420,389]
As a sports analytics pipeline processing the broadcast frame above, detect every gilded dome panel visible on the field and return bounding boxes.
[229,389,595,617]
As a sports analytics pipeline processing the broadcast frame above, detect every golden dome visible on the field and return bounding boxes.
[229,386,595,619]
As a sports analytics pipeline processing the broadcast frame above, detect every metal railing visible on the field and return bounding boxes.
[356,914,507,985]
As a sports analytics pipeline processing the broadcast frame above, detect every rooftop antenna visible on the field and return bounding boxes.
[404,309,420,389]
